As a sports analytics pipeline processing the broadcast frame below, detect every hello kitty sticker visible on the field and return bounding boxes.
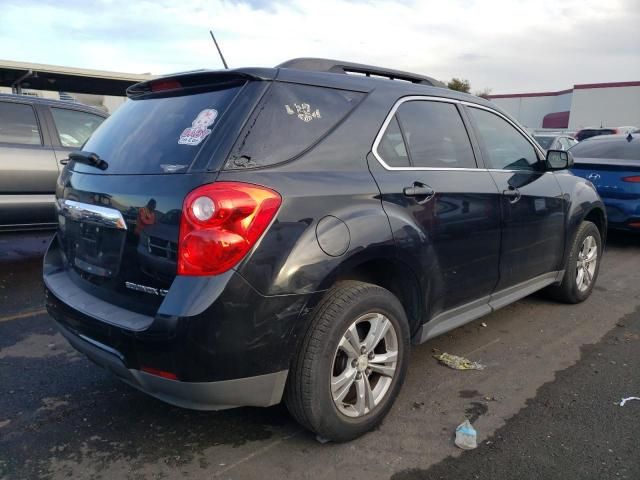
[178,109,218,146]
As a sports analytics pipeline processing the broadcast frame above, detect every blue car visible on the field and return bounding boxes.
[570,133,640,231]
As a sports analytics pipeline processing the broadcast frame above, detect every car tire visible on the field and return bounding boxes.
[546,220,602,304]
[285,280,410,442]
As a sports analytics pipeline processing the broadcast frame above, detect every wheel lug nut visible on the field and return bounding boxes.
[351,359,358,368]
[360,346,367,354]
[356,372,362,379]
[368,352,375,359]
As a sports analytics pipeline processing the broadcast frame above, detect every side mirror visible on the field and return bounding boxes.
[545,149,574,170]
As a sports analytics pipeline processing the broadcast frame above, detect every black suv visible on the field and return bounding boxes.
[44,58,606,441]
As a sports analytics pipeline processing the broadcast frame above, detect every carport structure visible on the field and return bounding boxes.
[0,59,153,96]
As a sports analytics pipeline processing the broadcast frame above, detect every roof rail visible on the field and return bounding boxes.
[277,58,445,88]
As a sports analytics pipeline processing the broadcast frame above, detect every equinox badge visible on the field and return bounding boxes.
[125,281,168,297]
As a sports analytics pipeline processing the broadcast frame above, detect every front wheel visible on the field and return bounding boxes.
[547,220,602,303]
[285,281,410,442]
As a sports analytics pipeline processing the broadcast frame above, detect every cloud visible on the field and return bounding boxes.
[0,0,638,92]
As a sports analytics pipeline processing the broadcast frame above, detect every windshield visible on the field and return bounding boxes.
[570,137,640,160]
[74,86,242,174]
[534,136,554,149]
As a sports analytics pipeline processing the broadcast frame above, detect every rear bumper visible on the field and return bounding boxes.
[56,320,287,410]
[44,235,311,409]
[601,197,640,228]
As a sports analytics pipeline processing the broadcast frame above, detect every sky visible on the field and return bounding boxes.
[0,0,638,94]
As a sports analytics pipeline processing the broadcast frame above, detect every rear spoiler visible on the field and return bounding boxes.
[126,68,276,98]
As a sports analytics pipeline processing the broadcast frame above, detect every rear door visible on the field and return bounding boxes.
[368,97,501,318]
[0,99,59,229]
[465,105,565,291]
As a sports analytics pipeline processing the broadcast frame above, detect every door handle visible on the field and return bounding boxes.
[502,186,521,203]
[403,184,435,198]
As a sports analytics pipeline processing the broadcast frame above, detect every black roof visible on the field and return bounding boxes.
[0,93,108,116]
[130,58,495,110]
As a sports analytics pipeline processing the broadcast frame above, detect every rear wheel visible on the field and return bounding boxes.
[547,221,602,303]
[285,281,410,442]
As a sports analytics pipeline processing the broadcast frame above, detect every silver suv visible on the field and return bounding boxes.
[0,94,107,231]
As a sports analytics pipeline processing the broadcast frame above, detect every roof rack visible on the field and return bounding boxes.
[277,58,445,88]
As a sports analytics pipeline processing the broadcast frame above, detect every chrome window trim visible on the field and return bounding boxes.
[57,199,128,230]
[371,95,546,172]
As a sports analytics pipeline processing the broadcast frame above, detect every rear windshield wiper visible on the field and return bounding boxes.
[65,151,109,171]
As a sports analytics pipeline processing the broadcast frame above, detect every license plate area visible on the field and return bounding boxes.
[57,200,127,278]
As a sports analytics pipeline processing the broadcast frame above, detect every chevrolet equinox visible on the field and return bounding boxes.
[44,58,606,441]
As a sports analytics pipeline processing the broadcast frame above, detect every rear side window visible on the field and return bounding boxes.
[77,86,241,174]
[469,107,539,170]
[0,101,41,145]
[226,82,364,169]
[51,108,105,148]
[391,101,476,169]
[377,117,410,167]
[569,137,640,160]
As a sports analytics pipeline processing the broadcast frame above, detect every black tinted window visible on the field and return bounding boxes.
[51,108,105,148]
[469,107,539,170]
[377,116,409,167]
[0,101,41,145]
[226,82,364,169]
[395,101,476,168]
[569,137,640,160]
[78,87,241,174]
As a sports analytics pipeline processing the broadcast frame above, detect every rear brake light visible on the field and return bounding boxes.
[622,176,640,183]
[178,182,282,276]
[150,80,182,92]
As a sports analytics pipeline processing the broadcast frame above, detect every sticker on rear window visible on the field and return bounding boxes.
[178,109,218,146]
[285,103,321,123]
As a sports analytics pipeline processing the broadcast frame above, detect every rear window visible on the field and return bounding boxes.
[75,86,241,174]
[51,108,105,148]
[570,137,639,160]
[534,135,554,149]
[225,82,364,169]
[576,129,615,141]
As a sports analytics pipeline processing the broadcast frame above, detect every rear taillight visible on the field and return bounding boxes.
[622,176,640,183]
[178,182,281,276]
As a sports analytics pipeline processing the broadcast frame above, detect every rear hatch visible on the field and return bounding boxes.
[570,136,640,198]
[570,136,640,223]
[55,72,268,315]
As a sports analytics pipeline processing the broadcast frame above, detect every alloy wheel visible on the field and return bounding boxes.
[330,312,399,418]
[576,235,598,292]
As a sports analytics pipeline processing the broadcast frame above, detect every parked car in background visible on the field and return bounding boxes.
[533,133,578,151]
[0,94,107,231]
[575,126,639,142]
[570,133,640,231]
[44,58,606,442]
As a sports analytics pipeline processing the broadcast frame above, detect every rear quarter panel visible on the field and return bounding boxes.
[553,170,607,256]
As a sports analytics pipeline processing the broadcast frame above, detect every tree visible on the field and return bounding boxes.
[447,78,470,93]
[474,87,492,99]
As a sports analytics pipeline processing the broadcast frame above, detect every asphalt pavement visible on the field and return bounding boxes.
[1,231,639,480]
